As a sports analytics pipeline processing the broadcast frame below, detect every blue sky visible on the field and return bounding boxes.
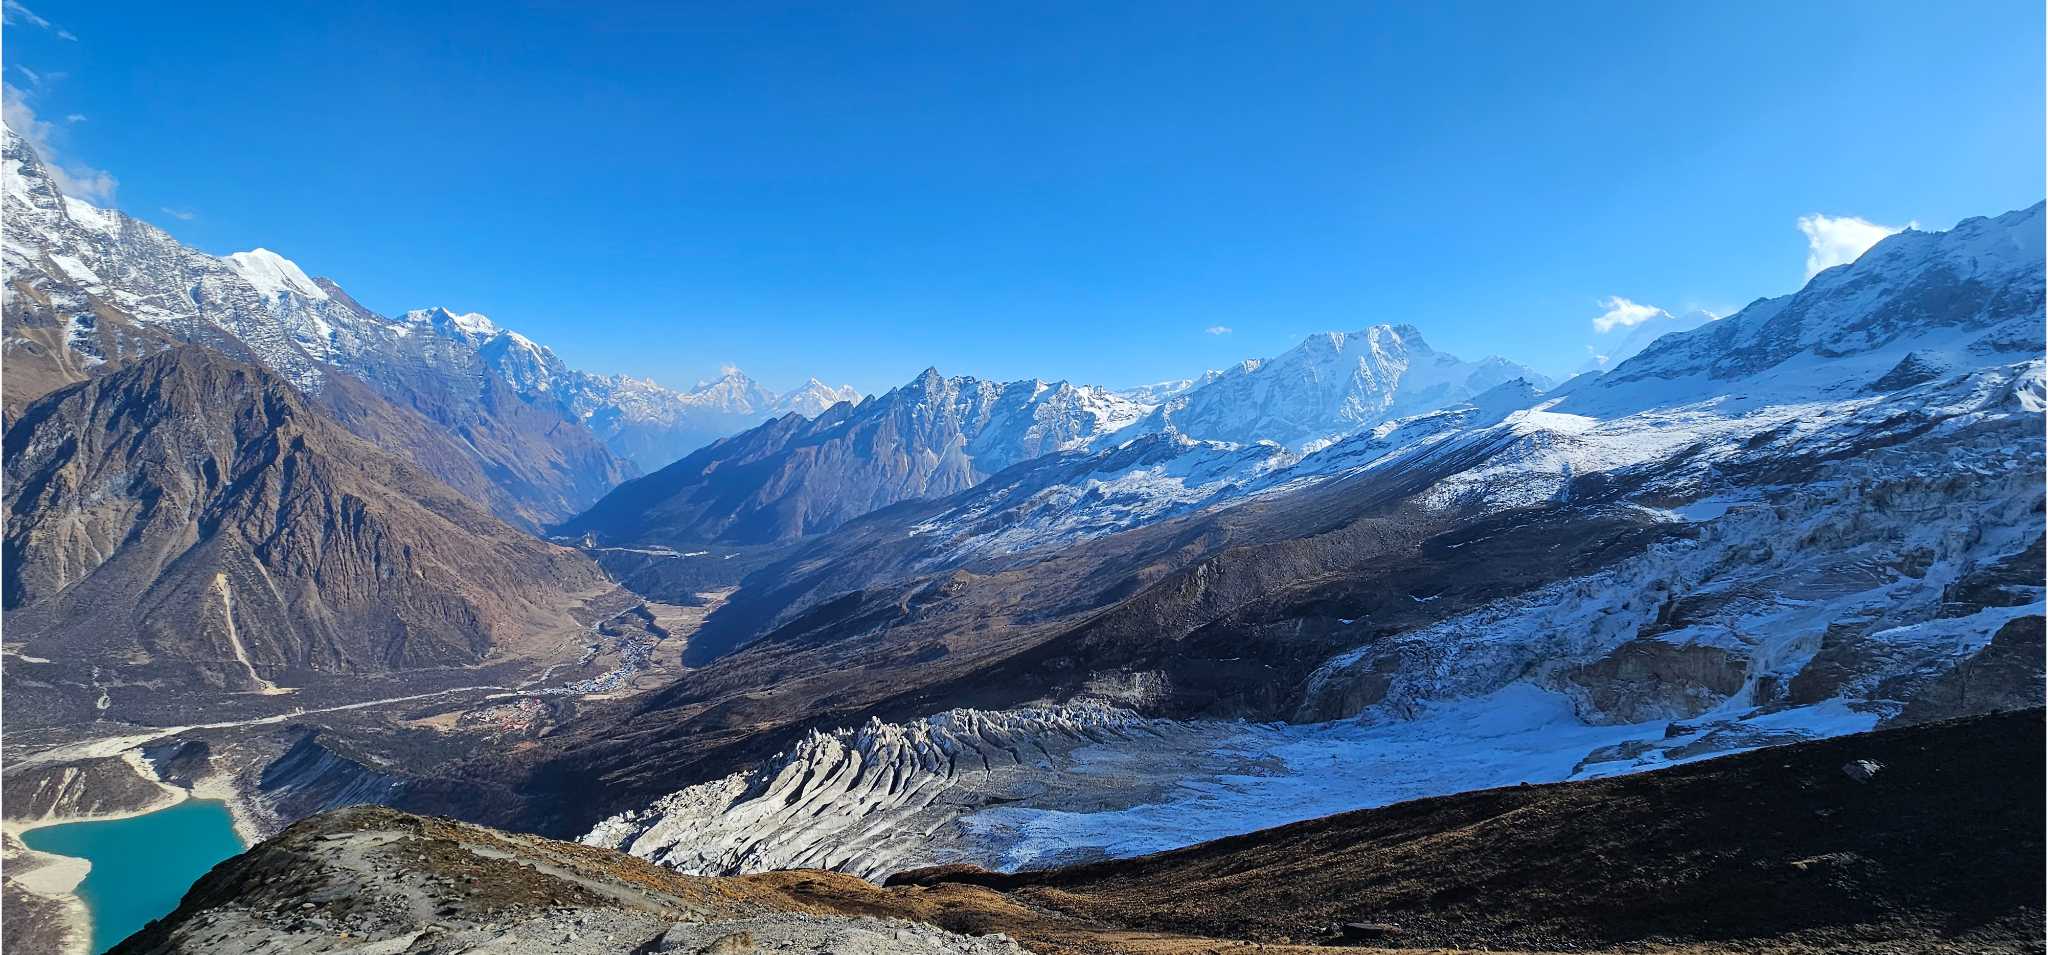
[4,1,2041,393]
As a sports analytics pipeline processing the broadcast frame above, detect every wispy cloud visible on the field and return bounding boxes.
[1590,295,1668,333]
[1797,213,1913,278]
[1204,325,1232,336]
[3,1,74,39]
[2,0,46,27]
[2,81,118,204]
[159,206,197,221]
[63,112,84,123]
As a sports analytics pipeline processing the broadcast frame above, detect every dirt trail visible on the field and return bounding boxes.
[213,574,291,695]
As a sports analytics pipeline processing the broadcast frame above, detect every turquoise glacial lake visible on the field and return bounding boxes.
[20,798,245,953]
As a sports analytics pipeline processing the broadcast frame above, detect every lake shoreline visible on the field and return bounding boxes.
[4,750,250,955]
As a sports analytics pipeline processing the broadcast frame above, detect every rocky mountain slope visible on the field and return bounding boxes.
[1,348,613,730]
[112,710,2047,954]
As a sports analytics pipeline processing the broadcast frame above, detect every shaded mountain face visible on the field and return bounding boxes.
[1,349,611,729]
[556,369,1152,547]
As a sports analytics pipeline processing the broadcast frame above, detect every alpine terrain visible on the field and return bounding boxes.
[1,120,2041,954]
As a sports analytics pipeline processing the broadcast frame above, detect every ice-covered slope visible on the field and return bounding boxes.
[388,307,861,471]
[901,431,1295,564]
[221,248,331,302]
[3,125,389,394]
[438,309,862,470]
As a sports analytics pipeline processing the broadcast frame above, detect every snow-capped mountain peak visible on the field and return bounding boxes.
[773,377,863,416]
[221,248,330,302]
[1118,322,1553,451]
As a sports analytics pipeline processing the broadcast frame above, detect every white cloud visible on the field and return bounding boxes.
[2,0,47,28]
[1797,213,1914,278]
[3,81,118,204]
[3,0,71,38]
[160,206,196,221]
[63,112,84,123]
[1204,325,1232,336]
[1591,295,1668,334]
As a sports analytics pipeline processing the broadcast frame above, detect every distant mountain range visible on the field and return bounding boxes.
[422,304,861,471]
[3,123,857,527]
[563,327,1551,548]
